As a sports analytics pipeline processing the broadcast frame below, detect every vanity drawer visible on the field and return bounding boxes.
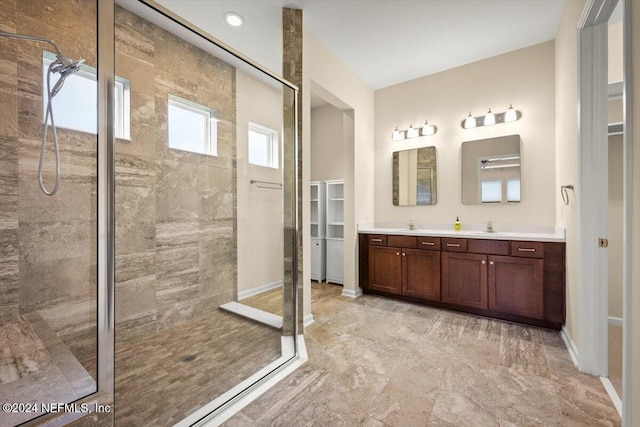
[368,235,387,246]
[468,239,509,255]
[418,236,441,251]
[511,241,544,258]
[442,238,467,252]
[388,235,417,249]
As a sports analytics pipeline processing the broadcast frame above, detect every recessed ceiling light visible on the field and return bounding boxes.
[224,12,244,27]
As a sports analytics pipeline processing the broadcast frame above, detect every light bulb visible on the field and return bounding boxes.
[392,126,404,141]
[406,124,419,138]
[224,12,245,27]
[464,113,476,129]
[421,120,435,136]
[484,108,495,126]
[505,104,517,122]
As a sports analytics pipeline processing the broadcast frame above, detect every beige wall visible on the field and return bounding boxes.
[554,0,585,349]
[236,70,284,296]
[630,1,640,422]
[303,29,375,318]
[375,41,556,227]
[310,104,344,182]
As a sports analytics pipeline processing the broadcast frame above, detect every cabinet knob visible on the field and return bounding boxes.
[482,260,486,264]
[396,252,400,256]
[489,261,494,265]
[402,252,406,256]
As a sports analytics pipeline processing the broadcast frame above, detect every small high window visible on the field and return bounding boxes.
[168,95,217,156]
[248,122,279,168]
[42,51,130,139]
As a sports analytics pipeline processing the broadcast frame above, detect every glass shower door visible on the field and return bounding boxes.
[0,1,99,425]
[112,2,298,425]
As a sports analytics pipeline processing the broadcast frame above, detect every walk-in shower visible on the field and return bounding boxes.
[0,30,83,195]
[0,0,300,426]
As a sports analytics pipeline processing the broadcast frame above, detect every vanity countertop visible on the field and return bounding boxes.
[358,224,566,243]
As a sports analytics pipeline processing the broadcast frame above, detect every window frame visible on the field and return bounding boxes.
[167,94,218,156]
[248,122,279,169]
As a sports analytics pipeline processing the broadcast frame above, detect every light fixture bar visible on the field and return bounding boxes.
[391,120,438,140]
[461,106,522,129]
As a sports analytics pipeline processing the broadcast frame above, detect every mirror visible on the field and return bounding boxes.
[393,146,437,206]
[461,134,521,204]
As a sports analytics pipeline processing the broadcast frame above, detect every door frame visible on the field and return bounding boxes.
[577,0,632,423]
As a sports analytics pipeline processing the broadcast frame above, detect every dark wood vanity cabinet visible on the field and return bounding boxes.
[367,235,441,300]
[441,252,488,309]
[369,246,402,294]
[359,233,565,329]
[403,249,441,301]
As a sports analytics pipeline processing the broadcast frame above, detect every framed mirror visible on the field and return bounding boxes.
[461,134,521,205]
[393,146,437,206]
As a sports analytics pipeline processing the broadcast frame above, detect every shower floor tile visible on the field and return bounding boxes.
[114,308,282,426]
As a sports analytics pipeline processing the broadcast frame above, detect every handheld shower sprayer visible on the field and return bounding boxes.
[0,30,84,196]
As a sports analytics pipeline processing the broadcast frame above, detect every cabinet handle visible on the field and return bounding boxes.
[402,252,406,256]
[422,242,435,246]
[396,252,400,255]
[371,238,383,242]
[482,260,486,264]
[489,261,494,265]
[518,248,536,252]
[446,243,461,247]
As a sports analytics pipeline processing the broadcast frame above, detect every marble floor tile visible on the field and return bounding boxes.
[228,282,620,427]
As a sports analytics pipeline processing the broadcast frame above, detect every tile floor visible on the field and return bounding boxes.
[226,282,621,426]
[114,309,282,426]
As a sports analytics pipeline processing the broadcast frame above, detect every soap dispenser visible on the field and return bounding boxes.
[454,217,461,231]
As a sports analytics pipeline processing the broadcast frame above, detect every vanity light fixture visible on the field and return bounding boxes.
[406,124,420,139]
[484,108,496,126]
[421,120,437,136]
[392,126,405,141]
[224,11,245,27]
[464,112,476,129]
[504,104,517,123]
[391,120,438,140]
[461,105,522,129]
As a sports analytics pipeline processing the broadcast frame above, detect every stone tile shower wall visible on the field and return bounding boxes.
[0,0,98,373]
[114,6,237,341]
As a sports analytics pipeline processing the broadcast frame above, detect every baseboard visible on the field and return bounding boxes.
[608,316,623,327]
[341,288,363,298]
[561,326,579,368]
[238,280,283,300]
[600,376,622,417]
[303,314,315,328]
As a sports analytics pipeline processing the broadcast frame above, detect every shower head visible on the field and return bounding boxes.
[50,55,85,97]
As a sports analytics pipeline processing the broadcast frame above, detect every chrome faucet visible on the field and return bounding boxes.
[486,221,495,233]
[409,220,416,230]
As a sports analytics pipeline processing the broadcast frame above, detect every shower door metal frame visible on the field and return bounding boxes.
[97,0,116,406]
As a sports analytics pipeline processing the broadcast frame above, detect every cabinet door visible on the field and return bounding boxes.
[326,239,344,284]
[441,252,488,309]
[488,255,544,319]
[311,238,325,281]
[402,249,441,301]
[369,246,402,295]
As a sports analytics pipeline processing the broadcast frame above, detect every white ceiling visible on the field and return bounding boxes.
[156,0,565,90]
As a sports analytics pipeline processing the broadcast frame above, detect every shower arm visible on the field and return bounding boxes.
[0,30,63,56]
